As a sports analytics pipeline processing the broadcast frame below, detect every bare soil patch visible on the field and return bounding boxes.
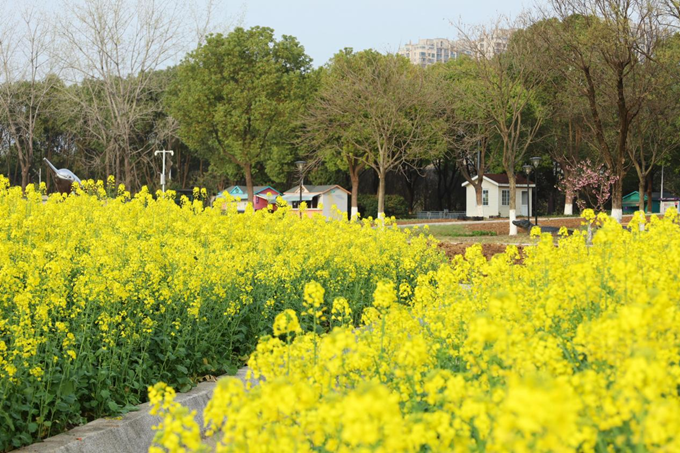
[466,217,585,236]
[438,242,526,262]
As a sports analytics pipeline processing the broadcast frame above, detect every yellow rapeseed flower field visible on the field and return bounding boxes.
[0,175,444,451]
[150,209,680,452]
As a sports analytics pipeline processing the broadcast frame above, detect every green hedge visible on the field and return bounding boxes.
[357,194,409,218]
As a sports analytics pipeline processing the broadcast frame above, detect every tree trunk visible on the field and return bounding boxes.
[475,184,484,218]
[105,149,110,183]
[13,157,20,187]
[21,165,30,191]
[611,176,623,221]
[564,191,574,215]
[124,153,132,191]
[17,144,30,190]
[638,178,646,213]
[508,172,517,236]
[349,166,360,220]
[115,150,121,187]
[646,173,653,213]
[244,164,254,204]
[436,169,444,211]
[183,153,190,188]
[377,170,386,220]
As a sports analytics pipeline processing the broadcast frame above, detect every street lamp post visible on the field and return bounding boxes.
[530,156,541,226]
[294,160,306,218]
[523,164,533,222]
[154,150,174,192]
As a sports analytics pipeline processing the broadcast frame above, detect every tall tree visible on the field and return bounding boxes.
[304,50,439,219]
[303,49,372,219]
[431,56,494,218]
[0,8,60,189]
[459,22,547,234]
[536,0,667,221]
[526,22,593,215]
[627,34,680,211]
[168,26,313,203]
[57,0,198,190]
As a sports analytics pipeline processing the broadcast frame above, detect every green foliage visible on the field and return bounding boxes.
[167,27,314,190]
[304,49,441,215]
[0,185,445,450]
[357,194,409,218]
[426,224,498,238]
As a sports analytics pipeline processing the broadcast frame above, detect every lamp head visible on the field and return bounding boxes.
[530,156,541,168]
[522,164,533,174]
[553,160,562,176]
[294,160,306,172]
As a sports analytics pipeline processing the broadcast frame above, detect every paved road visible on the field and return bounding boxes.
[396,216,579,228]
[397,214,639,228]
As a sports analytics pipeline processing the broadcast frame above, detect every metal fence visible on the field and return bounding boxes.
[415,210,466,220]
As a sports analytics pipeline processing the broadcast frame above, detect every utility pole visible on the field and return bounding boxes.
[154,150,174,192]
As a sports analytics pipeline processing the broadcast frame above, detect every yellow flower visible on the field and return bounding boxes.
[373,280,396,311]
[273,309,302,336]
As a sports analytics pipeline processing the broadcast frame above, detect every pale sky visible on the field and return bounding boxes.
[240,0,531,65]
[5,0,531,66]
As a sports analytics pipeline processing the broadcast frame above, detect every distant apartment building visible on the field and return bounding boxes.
[398,30,514,67]
[398,38,469,67]
[475,28,513,59]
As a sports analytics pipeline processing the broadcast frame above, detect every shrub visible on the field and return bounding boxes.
[357,194,409,218]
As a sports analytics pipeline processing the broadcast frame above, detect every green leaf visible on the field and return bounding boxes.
[107,401,120,412]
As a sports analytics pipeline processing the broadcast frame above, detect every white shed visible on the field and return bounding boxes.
[282,185,350,219]
[462,174,535,218]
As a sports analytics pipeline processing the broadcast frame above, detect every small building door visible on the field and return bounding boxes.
[520,190,529,217]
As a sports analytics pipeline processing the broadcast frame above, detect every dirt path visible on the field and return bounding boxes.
[438,242,526,262]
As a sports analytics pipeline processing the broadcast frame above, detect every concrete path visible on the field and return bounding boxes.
[17,367,253,453]
[397,214,638,228]
[396,216,578,227]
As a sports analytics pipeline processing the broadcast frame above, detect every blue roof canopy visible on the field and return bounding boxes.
[281,193,316,202]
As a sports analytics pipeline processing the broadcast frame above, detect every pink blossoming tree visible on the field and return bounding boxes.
[557,159,619,213]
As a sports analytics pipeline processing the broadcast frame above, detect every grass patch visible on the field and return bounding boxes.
[425,224,497,238]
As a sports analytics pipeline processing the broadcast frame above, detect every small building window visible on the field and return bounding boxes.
[482,189,489,206]
[501,189,510,206]
[522,190,528,205]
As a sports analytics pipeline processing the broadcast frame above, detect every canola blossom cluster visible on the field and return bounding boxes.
[151,210,680,452]
[0,176,444,451]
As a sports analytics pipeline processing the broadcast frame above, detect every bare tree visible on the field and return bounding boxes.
[303,49,369,219]
[457,19,547,234]
[55,0,204,190]
[428,57,492,217]
[535,0,668,221]
[628,98,680,211]
[305,50,439,219]
[541,77,594,215]
[0,8,60,189]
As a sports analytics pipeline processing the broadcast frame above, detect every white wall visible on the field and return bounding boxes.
[465,180,499,217]
[488,182,499,217]
[499,188,510,217]
[466,181,533,218]
[321,189,349,220]
[465,185,477,217]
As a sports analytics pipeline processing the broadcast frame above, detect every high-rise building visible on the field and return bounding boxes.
[397,38,469,67]
[475,29,513,59]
